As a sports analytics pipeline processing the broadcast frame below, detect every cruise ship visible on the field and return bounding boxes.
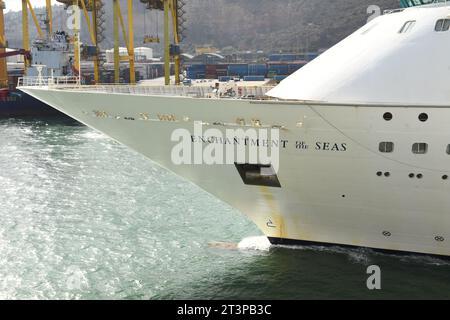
[18,2,450,257]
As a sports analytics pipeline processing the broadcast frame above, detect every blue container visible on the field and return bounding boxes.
[187,71,205,79]
[243,76,265,81]
[269,54,301,62]
[227,64,249,77]
[187,64,206,71]
[187,65,207,79]
[288,63,304,74]
[268,64,289,75]
[274,75,287,82]
[306,53,319,60]
[248,64,267,76]
[218,76,231,82]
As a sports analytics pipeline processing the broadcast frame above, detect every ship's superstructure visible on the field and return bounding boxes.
[0,0,75,117]
[18,2,450,257]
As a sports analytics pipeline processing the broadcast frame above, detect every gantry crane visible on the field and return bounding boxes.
[57,0,136,84]
[0,0,49,94]
[21,0,52,70]
[140,0,185,85]
[56,0,108,84]
[51,1,185,85]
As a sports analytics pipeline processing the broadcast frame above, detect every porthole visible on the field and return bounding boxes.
[446,145,450,155]
[376,171,383,177]
[383,231,392,237]
[409,173,415,178]
[417,174,423,179]
[383,112,393,121]
[412,143,428,154]
[379,142,394,153]
[418,113,428,122]
[443,175,448,180]
[384,172,391,177]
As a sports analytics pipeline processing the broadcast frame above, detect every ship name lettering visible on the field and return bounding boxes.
[296,141,309,150]
[315,142,347,152]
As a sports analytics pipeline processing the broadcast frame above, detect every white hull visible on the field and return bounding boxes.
[20,87,450,257]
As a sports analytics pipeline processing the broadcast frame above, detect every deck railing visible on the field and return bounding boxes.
[18,76,81,87]
[66,84,274,99]
[17,76,274,100]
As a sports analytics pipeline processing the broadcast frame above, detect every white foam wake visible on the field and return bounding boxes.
[79,131,107,140]
[237,236,272,251]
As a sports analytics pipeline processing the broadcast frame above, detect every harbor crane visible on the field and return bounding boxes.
[55,0,185,85]
[21,0,53,70]
[140,0,185,85]
[56,0,109,84]
[43,0,185,85]
[0,0,50,96]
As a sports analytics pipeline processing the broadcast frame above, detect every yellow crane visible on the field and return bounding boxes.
[52,0,185,85]
[0,0,7,90]
[1,0,49,91]
[112,0,135,84]
[141,0,184,85]
[57,0,136,84]
[21,0,48,71]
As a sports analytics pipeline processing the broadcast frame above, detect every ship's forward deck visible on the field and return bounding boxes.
[18,76,275,100]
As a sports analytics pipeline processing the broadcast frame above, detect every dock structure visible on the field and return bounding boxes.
[0,0,52,92]
[54,0,184,85]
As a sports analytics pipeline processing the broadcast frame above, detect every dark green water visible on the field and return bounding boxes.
[1,118,450,300]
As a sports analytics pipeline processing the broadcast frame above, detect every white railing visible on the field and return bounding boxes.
[65,84,274,99]
[17,76,274,100]
[18,76,81,88]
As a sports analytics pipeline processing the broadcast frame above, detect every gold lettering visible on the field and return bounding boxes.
[157,114,176,122]
[94,110,108,118]
[140,113,150,120]
[252,119,262,127]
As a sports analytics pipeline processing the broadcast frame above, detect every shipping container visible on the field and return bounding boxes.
[187,71,204,79]
[216,64,229,71]
[216,70,228,77]
[268,54,302,62]
[205,64,218,79]
[187,64,207,71]
[187,64,207,79]
[274,75,287,82]
[205,64,218,72]
[248,64,267,76]
[218,76,231,82]
[288,63,305,74]
[243,76,265,82]
[268,63,289,75]
[306,53,319,60]
[227,64,249,78]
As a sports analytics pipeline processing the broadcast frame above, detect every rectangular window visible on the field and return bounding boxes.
[412,143,428,154]
[235,163,281,188]
[435,19,450,32]
[379,142,394,153]
[399,20,416,33]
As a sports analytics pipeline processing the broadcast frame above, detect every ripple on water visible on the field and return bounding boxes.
[2,119,450,300]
